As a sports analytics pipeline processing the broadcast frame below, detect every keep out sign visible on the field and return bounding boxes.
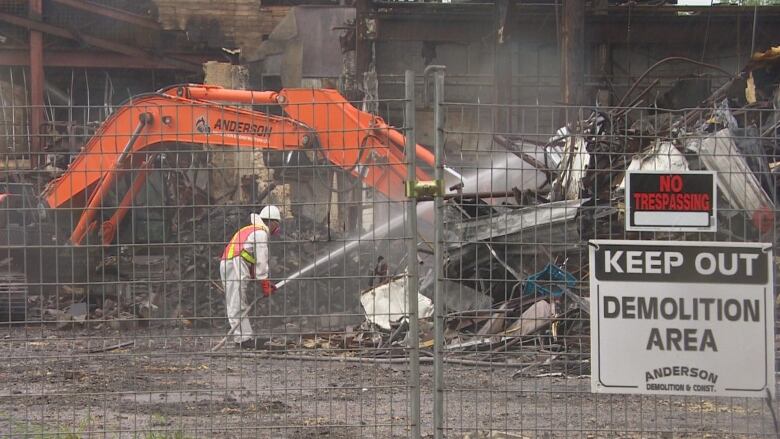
[625,171,717,232]
[589,240,774,398]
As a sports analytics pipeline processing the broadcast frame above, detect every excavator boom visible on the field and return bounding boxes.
[42,85,433,245]
[168,85,437,196]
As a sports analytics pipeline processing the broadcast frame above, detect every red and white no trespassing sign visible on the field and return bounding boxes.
[625,171,718,232]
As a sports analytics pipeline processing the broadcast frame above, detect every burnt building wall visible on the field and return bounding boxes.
[366,5,780,149]
[152,0,290,50]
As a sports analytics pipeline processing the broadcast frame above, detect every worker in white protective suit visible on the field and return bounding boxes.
[220,206,281,349]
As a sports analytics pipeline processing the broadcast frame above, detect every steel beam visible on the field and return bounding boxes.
[375,19,490,42]
[586,16,777,46]
[403,69,421,439]
[29,0,44,167]
[561,0,585,106]
[493,0,514,132]
[371,9,780,46]
[0,12,200,72]
[0,49,213,69]
[430,65,446,439]
[355,0,372,95]
[50,0,161,30]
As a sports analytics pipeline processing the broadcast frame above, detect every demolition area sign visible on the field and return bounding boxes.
[589,240,774,398]
[625,171,717,232]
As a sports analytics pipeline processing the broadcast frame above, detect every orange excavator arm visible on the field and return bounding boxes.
[42,84,434,246]
[169,85,437,199]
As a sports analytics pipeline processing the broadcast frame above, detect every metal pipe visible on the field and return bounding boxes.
[29,0,44,168]
[208,351,547,369]
[114,113,152,165]
[423,65,447,108]
[178,86,282,105]
[404,69,421,439]
[430,65,446,439]
[70,112,152,245]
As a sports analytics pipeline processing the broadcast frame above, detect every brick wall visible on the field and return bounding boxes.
[152,1,290,50]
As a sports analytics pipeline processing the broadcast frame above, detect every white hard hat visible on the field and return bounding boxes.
[258,205,281,222]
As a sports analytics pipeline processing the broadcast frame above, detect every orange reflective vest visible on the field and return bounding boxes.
[221,224,268,264]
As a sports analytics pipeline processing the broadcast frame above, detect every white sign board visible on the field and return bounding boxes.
[589,240,774,398]
[625,171,718,232]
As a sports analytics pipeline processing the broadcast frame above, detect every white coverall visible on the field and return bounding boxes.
[220,220,270,343]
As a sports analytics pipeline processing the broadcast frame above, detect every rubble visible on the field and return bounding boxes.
[33,202,372,331]
[0,270,27,322]
[29,49,778,376]
[425,50,780,373]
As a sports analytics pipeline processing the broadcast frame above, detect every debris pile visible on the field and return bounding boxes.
[242,51,776,370]
[32,48,779,376]
[34,202,375,329]
[428,49,780,373]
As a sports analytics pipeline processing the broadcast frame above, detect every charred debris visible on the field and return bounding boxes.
[21,48,780,374]
[349,49,780,374]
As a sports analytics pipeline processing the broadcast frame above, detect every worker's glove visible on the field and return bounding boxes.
[260,279,277,297]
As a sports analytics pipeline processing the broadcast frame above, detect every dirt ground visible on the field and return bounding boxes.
[1,325,777,439]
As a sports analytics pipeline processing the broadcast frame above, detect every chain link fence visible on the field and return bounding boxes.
[1,81,420,438]
[432,68,780,437]
[1,70,779,438]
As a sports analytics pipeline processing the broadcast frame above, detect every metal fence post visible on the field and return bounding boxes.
[431,66,446,439]
[403,69,421,439]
